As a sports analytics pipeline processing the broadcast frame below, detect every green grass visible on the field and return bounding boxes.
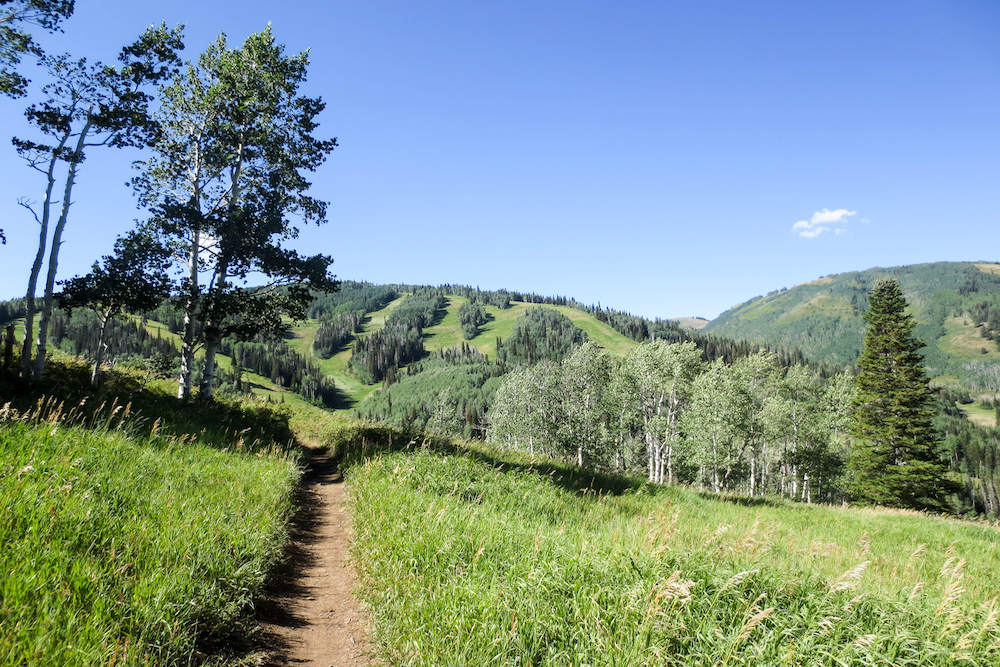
[939,316,1000,360]
[960,402,999,428]
[327,424,1000,666]
[422,299,639,360]
[0,383,300,665]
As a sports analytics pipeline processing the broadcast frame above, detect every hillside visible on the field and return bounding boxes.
[704,261,1000,392]
[285,289,645,408]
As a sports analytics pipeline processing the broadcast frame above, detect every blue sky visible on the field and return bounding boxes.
[1,0,998,320]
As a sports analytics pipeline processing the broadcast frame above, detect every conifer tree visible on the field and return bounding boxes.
[848,278,953,510]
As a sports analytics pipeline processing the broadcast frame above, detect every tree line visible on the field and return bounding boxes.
[355,343,505,438]
[488,341,854,502]
[489,280,966,514]
[496,307,587,366]
[307,281,398,321]
[219,338,337,407]
[313,311,364,359]
[457,301,487,340]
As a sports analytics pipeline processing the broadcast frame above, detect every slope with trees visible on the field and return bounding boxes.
[348,290,445,384]
[703,261,1000,390]
[489,341,855,499]
[56,230,172,386]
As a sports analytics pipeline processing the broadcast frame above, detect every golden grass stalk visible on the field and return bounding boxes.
[830,560,870,593]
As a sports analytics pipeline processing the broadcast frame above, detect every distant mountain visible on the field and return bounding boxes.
[703,261,1000,392]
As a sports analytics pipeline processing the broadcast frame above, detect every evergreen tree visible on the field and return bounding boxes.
[848,278,954,510]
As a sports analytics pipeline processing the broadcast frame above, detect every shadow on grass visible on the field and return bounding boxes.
[0,357,297,455]
[324,383,356,411]
[697,491,789,509]
[429,302,448,327]
[324,419,654,499]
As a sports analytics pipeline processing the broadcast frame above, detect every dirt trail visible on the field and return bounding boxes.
[257,443,375,666]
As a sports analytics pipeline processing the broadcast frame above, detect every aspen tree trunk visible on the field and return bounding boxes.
[21,127,70,379]
[646,431,654,482]
[200,250,229,400]
[712,439,720,492]
[34,116,92,380]
[200,144,243,401]
[90,309,111,388]
[177,225,200,399]
[22,222,46,378]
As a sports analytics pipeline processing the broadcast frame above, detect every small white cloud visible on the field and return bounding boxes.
[795,225,827,238]
[792,208,857,238]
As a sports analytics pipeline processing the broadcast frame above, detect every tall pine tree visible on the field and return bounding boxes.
[848,277,953,510]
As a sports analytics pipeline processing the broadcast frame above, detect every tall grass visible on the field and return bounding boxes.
[340,431,1000,666]
[0,389,300,664]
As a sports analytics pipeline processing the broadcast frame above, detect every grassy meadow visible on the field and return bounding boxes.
[329,428,1000,666]
[6,351,1000,665]
[421,297,639,359]
[0,359,302,665]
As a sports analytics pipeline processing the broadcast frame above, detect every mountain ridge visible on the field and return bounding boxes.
[703,260,1000,392]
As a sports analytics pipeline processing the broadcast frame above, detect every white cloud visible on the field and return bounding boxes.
[792,208,857,238]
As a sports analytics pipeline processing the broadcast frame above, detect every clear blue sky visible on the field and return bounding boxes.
[2,0,998,320]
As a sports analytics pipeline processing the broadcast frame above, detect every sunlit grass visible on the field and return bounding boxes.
[331,424,1000,666]
[0,365,301,665]
[940,316,1000,360]
[421,301,639,360]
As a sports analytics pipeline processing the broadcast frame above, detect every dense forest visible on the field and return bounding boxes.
[496,307,587,366]
[489,341,855,503]
[218,337,338,407]
[355,343,506,438]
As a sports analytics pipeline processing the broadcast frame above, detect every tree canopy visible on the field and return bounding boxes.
[848,277,955,510]
[134,26,338,399]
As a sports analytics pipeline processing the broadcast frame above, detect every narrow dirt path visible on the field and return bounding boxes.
[257,443,375,666]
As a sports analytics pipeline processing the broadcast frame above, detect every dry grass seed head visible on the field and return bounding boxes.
[856,532,870,556]
[736,605,775,643]
[720,569,759,595]
[646,571,695,616]
[830,560,870,593]
[980,601,999,635]
[842,592,868,613]
[707,523,731,544]
[817,616,841,635]
[906,543,928,575]
[937,578,967,618]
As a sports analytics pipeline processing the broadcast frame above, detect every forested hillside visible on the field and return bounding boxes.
[705,261,1000,390]
[5,271,999,516]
